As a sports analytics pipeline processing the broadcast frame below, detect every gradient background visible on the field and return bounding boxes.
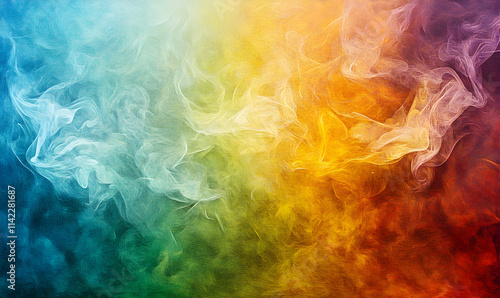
[1,0,500,297]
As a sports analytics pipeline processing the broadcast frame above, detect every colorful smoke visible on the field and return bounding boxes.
[1,0,500,297]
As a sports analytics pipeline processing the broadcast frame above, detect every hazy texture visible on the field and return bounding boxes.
[1,0,500,296]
